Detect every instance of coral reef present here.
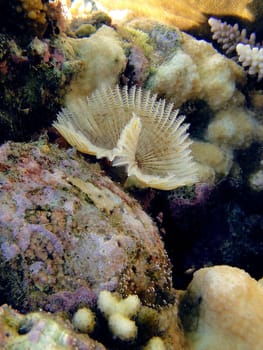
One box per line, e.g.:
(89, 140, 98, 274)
(19, 0, 49, 26)
(118, 22, 182, 86)
(96, 290, 184, 349)
(47, 287, 186, 348)
(191, 141, 233, 182)
(122, 45, 150, 87)
(54, 84, 198, 190)
(130, 20, 263, 187)
(179, 265, 263, 350)
(0, 9, 127, 142)
(147, 47, 200, 107)
(1, 4, 261, 190)
(45, 287, 97, 313)
(0, 140, 174, 311)
(1, 264, 263, 349)
(0, 294, 185, 350)
(0, 1, 68, 141)
(0, 3, 263, 349)
(143, 336, 166, 350)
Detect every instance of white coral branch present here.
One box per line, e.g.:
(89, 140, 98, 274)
(208, 17, 263, 80)
(236, 44, 263, 81)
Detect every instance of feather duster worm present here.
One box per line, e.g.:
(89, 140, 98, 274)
(54, 85, 198, 190)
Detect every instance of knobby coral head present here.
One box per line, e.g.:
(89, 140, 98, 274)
(53, 85, 198, 190)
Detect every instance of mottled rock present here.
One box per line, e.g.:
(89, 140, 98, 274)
(0, 140, 173, 312)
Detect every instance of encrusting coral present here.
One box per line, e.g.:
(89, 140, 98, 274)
(54, 84, 198, 190)
(0, 0, 67, 37)
(18, 0, 47, 25)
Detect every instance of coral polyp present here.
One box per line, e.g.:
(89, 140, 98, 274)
(54, 85, 198, 190)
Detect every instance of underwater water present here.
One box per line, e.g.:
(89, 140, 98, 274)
(0, 1, 263, 349)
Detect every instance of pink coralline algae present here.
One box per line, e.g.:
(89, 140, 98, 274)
(168, 183, 212, 219)
(45, 287, 97, 313)
(0, 140, 173, 312)
(122, 46, 149, 87)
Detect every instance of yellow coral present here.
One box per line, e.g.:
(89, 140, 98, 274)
(54, 85, 198, 190)
(72, 307, 96, 334)
(97, 0, 254, 29)
(98, 290, 141, 341)
(19, 0, 47, 24)
(181, 265, 263, 350)
(191, 141, 233, 183)
(66, 25, 127, 99)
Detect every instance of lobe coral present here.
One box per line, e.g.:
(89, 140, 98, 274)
(53, 85, 198, 190)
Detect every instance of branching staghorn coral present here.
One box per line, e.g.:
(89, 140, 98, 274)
(208, 17, 256, 56)
(208, 17, 263, 80)
(54, 85, 198, 190)
(236, 44, 263, 81)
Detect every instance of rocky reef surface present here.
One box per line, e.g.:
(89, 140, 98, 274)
(0, 140, 184, 349)
(1, 0, 263, 349)
(0, 140, 174, 310)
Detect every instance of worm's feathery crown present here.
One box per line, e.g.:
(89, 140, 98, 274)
(54, 85, 198, 190)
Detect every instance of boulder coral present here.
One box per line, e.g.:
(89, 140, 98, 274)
(179, 265, 263, 350)
(148, 31, 245, 110)
(207, 106, 263, 149)
(65, 25, 127, 100)
(190, 141, 233, 182)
